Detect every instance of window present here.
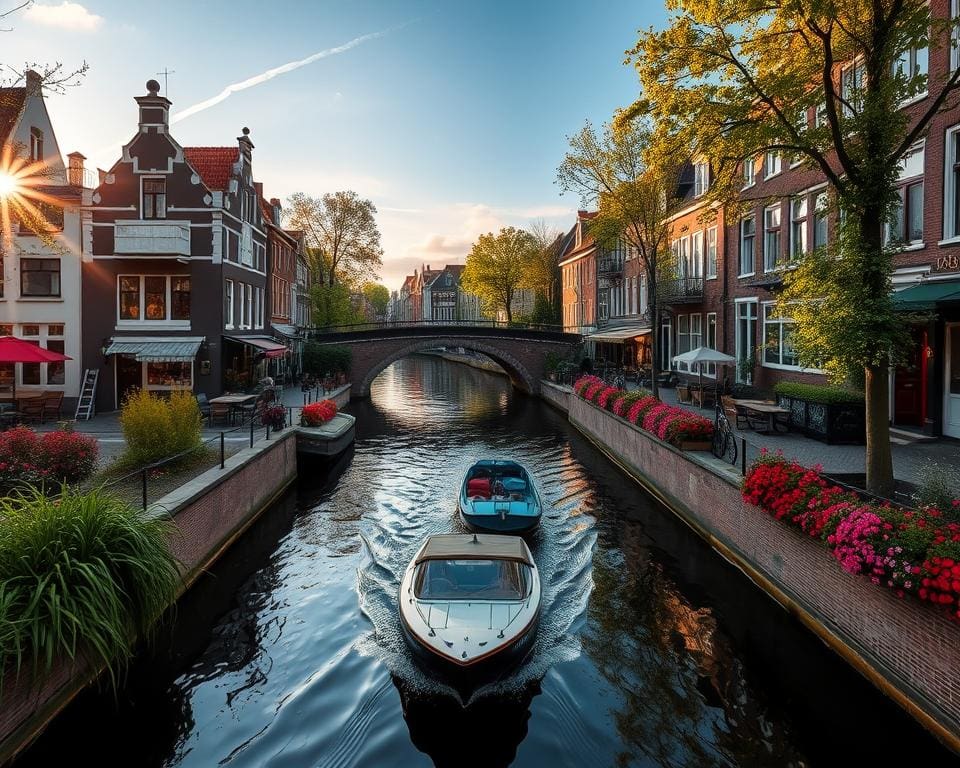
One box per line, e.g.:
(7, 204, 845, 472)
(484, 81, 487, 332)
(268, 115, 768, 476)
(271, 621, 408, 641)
(146, 361, 192, 390)
(143, 178, 166, 219)
(706, 226, 718, 278)
(815, 101, 828, 128)
(20, 258, 60, 296)
(705, 313, 718, 377)
(117, 275, 190, 323)
(888, 142, 924, 246)
(255, 286, 264, 329)
(694, 161, 710, 197)
(245, 284, 253, 328)
(841, 60, 863, 117)
(765, 151, 782, 178)
(763, 304, 799, 368)
(678, 236, 689, 278)
(736, 301, 758, 383)
(763, 204, 782, 271)
(29, 128, 42, 162)
(8, 323, 65, 387)
(790, 197, 808, 258)
(947, 126, 960, 239)
(675, 314, 702, 372)
(739, 216, 756, 276)
(954, 0, 960, 73)
(690, 230, 704, 278)
(814, 192, 829, 249)
(743, 156, 756, 188)
(224, 279, 234, 328)
(894, 43, 928, 100)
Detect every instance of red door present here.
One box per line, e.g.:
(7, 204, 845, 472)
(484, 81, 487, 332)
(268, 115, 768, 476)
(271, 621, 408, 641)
(893, 328, 926, 427)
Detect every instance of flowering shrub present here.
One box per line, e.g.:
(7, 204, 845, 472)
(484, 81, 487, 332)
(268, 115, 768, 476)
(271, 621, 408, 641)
(301, 399, 337, 427)
(573, 379, 712, 447)
(0, 427, 98, 489)
(743, 452, 960, 623)
(262, 405, 287, 430)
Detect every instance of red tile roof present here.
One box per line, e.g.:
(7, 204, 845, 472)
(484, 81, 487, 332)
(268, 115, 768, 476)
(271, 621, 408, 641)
(0, 87, 26, 146)
(183, 147, 239, 191)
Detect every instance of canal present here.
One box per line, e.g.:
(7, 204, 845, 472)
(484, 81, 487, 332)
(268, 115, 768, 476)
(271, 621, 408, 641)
(17, 356, 955, 767)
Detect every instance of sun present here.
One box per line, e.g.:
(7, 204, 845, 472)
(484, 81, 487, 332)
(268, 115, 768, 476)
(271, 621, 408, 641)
(0, 145, 64, 246)
(0, 171, 18, 198)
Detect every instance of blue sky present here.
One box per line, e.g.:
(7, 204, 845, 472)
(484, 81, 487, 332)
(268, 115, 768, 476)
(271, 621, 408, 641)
(4, 0, 669, 287)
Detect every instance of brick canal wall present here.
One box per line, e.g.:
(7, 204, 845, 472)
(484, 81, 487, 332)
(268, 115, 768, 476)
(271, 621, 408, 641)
(540, 380, 571, 413)
(0, 430, 299, 764)
(567, 393, 960, 751)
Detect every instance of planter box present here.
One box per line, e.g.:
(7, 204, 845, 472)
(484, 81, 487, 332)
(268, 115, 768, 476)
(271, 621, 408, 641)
(776, 394, 865, 445)
(678, 440, 712, 452)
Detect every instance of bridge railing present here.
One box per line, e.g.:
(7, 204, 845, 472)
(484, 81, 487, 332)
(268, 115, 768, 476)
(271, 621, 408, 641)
(305, 319, 573, 336)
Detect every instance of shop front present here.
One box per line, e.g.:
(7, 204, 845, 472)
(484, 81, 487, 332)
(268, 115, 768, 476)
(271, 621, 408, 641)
(587, 326, 652, 371)
(103, 337, 203, 407)
(270, 323, 303, 383)
(223, 335, 287, 391)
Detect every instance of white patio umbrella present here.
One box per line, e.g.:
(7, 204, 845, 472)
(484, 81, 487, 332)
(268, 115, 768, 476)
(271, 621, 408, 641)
(672, 346, 737, 401)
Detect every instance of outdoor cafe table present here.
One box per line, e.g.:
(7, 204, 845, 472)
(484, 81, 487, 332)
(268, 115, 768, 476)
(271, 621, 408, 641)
(209, 393, 258, 424)
(0, 391, 44, 405)
(736, 401, 791, 433)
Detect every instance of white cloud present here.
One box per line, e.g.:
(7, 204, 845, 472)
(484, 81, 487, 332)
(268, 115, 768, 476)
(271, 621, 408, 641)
(25, 1, 103, 31)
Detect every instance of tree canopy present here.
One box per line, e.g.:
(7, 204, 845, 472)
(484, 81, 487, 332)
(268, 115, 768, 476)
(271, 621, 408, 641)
(286, 191, 383, 288)
(361, 282, 390, 320)
(630, 0, 958, 494)
(462, 227, 539, 323)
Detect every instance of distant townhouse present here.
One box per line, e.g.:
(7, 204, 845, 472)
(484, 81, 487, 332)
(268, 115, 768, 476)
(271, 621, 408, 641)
(398, 274, 415, 321)
(560, 211, 599, 335)
(294, 247, 312, 329)
(82, 79, 282, 411)
(262, 194, 303, 380)
(0, 70, 89, 412)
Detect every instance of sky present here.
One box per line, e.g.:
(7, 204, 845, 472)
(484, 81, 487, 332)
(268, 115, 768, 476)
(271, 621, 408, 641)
(3, 0, 670, 289)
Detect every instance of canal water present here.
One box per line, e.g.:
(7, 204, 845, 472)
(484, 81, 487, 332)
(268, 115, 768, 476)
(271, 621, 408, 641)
(18, 356, 954, 767)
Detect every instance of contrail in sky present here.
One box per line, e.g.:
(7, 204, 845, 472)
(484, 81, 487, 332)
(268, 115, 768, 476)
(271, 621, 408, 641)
(171, 24, 405, 124)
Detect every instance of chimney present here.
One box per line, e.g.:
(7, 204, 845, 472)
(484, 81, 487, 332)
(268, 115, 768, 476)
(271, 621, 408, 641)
(25, 69, 42, 97)
(67, 152, 86, 187)
(135, 78, 171, 129)
(238, 126, 254, 158)
(270, 197, 281, 225)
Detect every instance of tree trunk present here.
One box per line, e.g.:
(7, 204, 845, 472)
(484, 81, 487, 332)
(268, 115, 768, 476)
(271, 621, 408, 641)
(865, 361, 894, 497)
(649, 279, 660, 400)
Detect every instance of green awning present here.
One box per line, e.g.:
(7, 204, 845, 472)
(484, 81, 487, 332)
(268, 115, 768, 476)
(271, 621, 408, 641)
(892, 281, 960, 311)
(104, 338, 203, 362)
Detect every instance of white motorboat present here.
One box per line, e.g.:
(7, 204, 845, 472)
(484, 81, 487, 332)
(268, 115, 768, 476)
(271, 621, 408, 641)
(399, 533, 541, 669)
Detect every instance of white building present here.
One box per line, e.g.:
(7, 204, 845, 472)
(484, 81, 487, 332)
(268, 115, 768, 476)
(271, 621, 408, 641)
(0, 71, 90, 412)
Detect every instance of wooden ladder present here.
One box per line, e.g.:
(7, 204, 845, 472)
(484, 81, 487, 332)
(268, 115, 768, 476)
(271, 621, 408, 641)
(74, 368, 99, 420)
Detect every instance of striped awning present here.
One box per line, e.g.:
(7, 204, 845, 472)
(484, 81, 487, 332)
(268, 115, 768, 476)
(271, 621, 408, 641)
(104, 337, 203, 362)
(224, 335, 287, 358)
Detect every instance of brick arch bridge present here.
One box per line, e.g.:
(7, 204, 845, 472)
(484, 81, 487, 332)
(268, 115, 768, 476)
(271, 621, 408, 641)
(307, 324, 582, 397)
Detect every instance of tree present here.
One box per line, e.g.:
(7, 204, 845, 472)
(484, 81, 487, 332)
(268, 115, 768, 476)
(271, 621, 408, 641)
(286, 191, 383, 287)
(522, 218, 563, 318)
(557, 117, 684, 398)
(631, 1, 955, 496)
(462, 227, 538, 323)
(310, 281, 362, 328)
(361, 282, 390, 320)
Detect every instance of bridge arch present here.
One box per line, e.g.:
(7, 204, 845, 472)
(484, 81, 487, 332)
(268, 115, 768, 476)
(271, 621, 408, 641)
(358, 337, 537, 397)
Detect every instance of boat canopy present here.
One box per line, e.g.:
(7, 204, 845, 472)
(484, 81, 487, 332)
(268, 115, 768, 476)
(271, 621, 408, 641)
(415, 534, 533, 566)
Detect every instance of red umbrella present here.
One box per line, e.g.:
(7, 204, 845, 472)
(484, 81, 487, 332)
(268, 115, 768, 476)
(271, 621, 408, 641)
(0, 335, 72, 402)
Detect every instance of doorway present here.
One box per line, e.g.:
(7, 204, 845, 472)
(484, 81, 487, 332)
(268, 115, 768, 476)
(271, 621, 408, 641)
(893, 327, 926, 428)
(116, 354, 141, 407)
(945, 323, 960, 439)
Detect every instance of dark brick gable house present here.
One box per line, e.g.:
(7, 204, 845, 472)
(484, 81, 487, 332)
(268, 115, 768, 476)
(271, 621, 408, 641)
(81, 79, 283, 411)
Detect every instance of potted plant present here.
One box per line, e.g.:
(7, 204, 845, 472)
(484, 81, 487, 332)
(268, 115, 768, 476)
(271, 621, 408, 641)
(773, 382, 865, 444)
(301, 399, 338, 427)
(263, 405, 286, 431)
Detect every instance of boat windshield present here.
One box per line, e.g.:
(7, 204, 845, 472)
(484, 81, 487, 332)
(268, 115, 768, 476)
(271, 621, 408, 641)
(414, 559, 529, 600)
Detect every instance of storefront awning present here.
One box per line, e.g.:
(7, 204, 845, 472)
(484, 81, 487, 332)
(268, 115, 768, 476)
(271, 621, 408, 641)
(893, 281, 960, 310)
(271, 324, 301, 340)
(224, 335, 287, 358)
(588, 326, 652, 343)
(104, 337, 203, 362)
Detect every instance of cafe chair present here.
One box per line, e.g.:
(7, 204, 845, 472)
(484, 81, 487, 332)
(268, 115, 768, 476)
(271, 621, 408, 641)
(19, 397, 45, 424)
(42, 391, 64, 422)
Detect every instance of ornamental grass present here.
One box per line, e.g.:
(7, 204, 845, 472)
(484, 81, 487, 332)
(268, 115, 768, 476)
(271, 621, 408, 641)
(0, 486, 180, 688)
(119, 389, 202, 469)
(742, 451, 960, 623)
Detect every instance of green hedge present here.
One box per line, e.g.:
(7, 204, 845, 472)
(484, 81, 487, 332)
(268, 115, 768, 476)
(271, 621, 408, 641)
(773, 381, 864, 405)
(303, 343, 351, 375)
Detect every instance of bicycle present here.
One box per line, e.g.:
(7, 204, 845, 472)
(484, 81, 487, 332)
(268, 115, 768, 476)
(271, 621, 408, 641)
(711, 397, 738, 465)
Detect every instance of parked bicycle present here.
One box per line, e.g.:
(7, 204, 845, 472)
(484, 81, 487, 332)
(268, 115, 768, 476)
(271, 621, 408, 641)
(711, 397, 738, 465)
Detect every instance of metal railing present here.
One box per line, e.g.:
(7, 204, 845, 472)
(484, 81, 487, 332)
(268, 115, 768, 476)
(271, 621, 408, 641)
(659, 277, 705, 303)
(307, 319, 572, 336)
(100, 409, 303, 511)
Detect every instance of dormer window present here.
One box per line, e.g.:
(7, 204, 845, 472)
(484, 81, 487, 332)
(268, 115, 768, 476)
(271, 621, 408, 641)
(143, 178, 166, 219)
(765, 151, 782, 179)
(29, 128, 43, 162)
(694, 161, 710, 197)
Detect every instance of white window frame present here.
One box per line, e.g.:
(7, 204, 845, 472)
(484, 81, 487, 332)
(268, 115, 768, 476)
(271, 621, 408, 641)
(763, 204, 782, 272)
(690, 230, 704, 278)
(765, 151, 782, 179)
(894, 41, 929, 103)
(735, 298, 758, 384)
(761, 302, 801, 370)
(116, 274, 191, 328)
(742, 156, 756, 188)
(704, 312, 718, 378)
(224, 279, 234, 330)
(841, 60, 864, 118)
(814, 192, 829, 249)
(953, 0, 960, 73)
(790, 196, 808, 258)
(706, 226, 718, 279)
(739, 216, 756, 277)
(694, 161, 710, 197)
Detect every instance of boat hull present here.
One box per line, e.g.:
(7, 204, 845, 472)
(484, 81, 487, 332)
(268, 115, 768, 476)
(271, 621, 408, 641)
(458, 503, 541, 534)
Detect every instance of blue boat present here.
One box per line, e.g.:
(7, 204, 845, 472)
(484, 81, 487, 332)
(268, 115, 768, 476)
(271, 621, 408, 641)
(458, 460, 542, 534)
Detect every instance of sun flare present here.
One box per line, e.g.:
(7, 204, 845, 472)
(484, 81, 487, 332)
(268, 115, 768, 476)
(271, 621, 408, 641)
(0, 144, 64, 246)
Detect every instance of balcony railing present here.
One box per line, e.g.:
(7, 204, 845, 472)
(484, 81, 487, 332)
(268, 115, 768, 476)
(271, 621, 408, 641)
(659, 276, 704, 303)
(597, 257, 623, 276)
(114, 220, 191, 256)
